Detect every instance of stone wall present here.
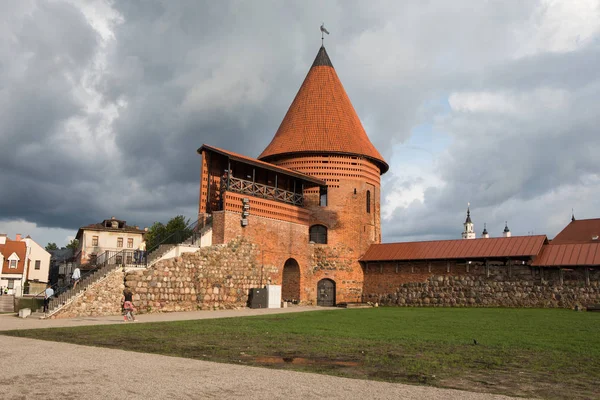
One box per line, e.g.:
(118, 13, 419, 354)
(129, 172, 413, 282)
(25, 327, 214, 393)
(125, 238, 279, 313)
(363, 260, 600, 309)
(53, 269, 125, 318)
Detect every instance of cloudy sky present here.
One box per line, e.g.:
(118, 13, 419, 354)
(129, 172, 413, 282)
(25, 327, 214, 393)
(1, 0, 599, 247)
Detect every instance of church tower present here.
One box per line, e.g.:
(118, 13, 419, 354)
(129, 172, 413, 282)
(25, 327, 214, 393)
(462, 204, 476, 239)
(259, 45, 387, 303)
(503, 222, 511, 238)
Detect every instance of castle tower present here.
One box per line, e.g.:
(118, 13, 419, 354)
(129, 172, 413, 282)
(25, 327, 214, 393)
(503, 221, 511, 238)
(259, 45, 387, 303)
(461, 204, 476, 239)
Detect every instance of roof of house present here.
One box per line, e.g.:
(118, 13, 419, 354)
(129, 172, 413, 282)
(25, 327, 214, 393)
(76, 218, 146, 239)
(532, 242, 600, 267)
(0, 238, 28, 274)
(258, 46, 388, 173)
(198, 144, 327, 186)
(551, 218, 600, 244)
(361, 235, 548, 262)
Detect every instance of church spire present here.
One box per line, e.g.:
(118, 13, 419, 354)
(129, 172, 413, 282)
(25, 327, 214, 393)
(503, 221, 511, 237)
(462, 203, 475, 239)
(571, 209, 576, 222)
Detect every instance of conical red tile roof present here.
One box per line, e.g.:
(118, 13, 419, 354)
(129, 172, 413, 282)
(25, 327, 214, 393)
(258, 46, 388, 173)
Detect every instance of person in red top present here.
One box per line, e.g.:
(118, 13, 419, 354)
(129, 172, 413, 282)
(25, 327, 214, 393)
(122, 288, 136, 322)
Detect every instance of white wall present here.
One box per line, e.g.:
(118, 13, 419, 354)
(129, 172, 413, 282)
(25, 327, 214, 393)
(81, 230, 145, 263)
(22, 238, 51, 283)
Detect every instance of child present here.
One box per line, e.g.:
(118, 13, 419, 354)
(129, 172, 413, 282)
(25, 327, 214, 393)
(122, 300, 136, 322)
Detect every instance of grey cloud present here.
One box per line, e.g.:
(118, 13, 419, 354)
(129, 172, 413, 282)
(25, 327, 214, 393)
(1, 0, 599, 249)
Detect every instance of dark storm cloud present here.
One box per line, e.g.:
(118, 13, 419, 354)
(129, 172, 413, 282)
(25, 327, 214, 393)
(1, 0, 599, 246)
(0, 1, 102, 227)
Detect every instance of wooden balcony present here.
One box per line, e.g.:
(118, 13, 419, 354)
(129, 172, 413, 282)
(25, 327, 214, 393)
(226, 176, 304, 206)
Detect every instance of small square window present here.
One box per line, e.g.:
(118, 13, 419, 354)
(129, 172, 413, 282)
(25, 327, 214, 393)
(9, 260, 17, 269)
(117, 237, 123, 248)
(127, 238, 134, 248)
(35, 260, 41, 270)
(92, 236, 99, 246)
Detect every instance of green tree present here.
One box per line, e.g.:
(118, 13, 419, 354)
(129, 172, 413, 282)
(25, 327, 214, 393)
(45, 242, 58, 251)
(145, 215, 193, 251)
(66, 239, 79, 251)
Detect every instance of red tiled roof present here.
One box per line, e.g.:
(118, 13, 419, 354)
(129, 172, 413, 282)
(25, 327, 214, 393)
(361, 235, 548, 262)
(532, 243, 600, 266)
(551, 218, 600, 244)
(198, 144, 326, 186)
(258, 46, 388, 174)
(0, 239, 27, 274)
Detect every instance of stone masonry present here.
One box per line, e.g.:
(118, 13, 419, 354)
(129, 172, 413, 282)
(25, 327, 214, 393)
(125, 238, 279, 313)
(53, 269, 125, 319)
(363, 260, 600, 309)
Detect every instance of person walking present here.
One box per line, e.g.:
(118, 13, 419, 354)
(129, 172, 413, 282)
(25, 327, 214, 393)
(122, 288, 136, 322)
(71, 267, 81, 290)
(137, 240, 146, 264)
(43, 284, 54, 314)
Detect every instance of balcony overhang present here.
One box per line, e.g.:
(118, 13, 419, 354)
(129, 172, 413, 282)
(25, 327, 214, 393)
(198, 144, 326, 187)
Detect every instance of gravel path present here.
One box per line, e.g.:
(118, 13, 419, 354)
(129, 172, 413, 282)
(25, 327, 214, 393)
(0, 307, 527, 399)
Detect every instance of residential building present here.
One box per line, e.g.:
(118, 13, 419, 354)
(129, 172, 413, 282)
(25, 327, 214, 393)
(74, 217, 147, 266)
(0, 233, 50, 296)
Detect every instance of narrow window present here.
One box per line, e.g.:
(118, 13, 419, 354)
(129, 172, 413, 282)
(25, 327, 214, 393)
(7, 280, 14, 289)
(9, 260, 17, 268)
(127, 238, 134, 248)
(309, 225, 328, 244)
(366, 190, 371, 213)
(320, 186, 328, 207)
(115, 255, 123, 265)
(35, 260, 41, 270)
(117, 237, 123, 248)
(92, 236, 99, 246)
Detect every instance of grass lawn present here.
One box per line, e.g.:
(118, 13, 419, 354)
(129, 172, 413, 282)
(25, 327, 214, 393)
(3, 308, 600, 399)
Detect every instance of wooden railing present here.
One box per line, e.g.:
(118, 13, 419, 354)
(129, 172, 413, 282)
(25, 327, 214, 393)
(227, 176, 304, 206)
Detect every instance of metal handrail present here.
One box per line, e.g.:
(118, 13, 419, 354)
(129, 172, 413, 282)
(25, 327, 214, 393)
(39, 217, 213, 315)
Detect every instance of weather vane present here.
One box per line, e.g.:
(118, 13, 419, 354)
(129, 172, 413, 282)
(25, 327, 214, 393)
(320, 23, 330, 46)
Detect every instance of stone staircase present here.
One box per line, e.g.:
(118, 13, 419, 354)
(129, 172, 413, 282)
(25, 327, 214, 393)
(37, 217, 213, 318)
(0, 295, 14, 313)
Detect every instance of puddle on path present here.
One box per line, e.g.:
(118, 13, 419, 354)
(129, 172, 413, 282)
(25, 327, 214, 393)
(255, 356, 359, 367)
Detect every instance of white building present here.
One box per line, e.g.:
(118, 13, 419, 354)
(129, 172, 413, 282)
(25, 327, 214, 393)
(75, 217, 147, 266)
(0, 234, 50, 296)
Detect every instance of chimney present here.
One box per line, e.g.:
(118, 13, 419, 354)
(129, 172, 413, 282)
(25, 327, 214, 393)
(16, 233, 22, 241)
(0, 234, 6, 245)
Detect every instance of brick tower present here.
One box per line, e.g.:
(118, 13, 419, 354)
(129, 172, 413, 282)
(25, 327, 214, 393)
(259, 46, 388, 303)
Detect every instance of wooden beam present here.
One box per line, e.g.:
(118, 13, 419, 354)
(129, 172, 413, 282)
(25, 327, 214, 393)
(585, 267, 590, 286)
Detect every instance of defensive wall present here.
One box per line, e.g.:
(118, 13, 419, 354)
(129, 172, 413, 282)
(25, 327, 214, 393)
(363, 260, 600, 308)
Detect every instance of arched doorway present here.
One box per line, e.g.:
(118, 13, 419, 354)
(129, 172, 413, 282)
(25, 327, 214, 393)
(282, 258, 300, 303)
(317, 279, 336, 307)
